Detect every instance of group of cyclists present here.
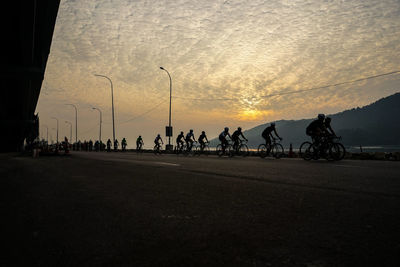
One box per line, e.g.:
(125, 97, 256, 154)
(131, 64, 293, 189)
(152, 130, 210, 152)
(150, 123, 284, 154)
(149, 113, 338, 156)
(106, 138, 128, 151)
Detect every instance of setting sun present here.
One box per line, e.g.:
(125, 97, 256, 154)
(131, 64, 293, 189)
(236, 109, 275, 121)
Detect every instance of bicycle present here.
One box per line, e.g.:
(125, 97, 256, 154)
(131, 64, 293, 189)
(194, 141, 210, 156)
(183, 141, 197, 156)
(301, 135, 345, 161)
(121, 144, 127, 152)
(324, 136, 346, 161)
(257, 137, 284, 159)
(153, 143, 162, 155)
(230, 139, 249, 157)
(174, 142, 186, 155)
(136, 143, 144, 154)
(216, 140, 234, 157)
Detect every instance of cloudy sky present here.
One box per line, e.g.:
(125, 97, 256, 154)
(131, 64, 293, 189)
(37, 0, 400, 147)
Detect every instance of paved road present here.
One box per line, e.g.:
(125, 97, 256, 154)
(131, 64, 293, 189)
(1, 152, 399, 266)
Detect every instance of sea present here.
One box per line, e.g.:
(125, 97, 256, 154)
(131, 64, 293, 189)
(218, 145, 400, 153)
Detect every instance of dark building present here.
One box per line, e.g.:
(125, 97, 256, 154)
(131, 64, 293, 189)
(0, 1, 60, 152)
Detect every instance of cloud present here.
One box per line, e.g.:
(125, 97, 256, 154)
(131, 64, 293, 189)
(37, 0, 400, 143)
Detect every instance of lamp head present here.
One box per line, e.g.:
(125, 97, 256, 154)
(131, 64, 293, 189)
(160, 66, 164, 70)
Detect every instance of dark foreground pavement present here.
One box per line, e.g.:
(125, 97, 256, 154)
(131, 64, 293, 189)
(1, 152, 400, 266)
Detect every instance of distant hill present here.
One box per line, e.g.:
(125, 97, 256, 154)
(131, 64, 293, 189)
(210, 92, 400, 148)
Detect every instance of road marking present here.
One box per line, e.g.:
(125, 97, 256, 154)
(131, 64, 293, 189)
(154, 161, 180, 167)
(332, 164, 366, 168)
(81, 155, 181, 167)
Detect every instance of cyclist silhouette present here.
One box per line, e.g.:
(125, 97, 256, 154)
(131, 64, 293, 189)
(306, 114, 325, 145)
(121, 138, 127, 151)
(198, 131, 209, 150)
(154, 134, 163, 148)
(219, 127, 231, 151)
(106, 139, 112, 152)
(262, 122, 282, 152)
(114, 139, 119, 151)
(232, 127, 248, 151)
(136, 135, 144, 150)
(176, 131, 185, 150)
(185, 129, 196, 150)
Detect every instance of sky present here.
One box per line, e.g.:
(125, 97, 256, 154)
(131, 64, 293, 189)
(36, 0, 400, 147)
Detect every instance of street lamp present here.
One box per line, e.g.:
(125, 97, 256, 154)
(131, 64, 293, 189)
(94, 74, 116, 146)
(65, 104, 78, 143)
(92, 107, 102, 144)
(160, 66, 173, 150)
(51, 117, 59, 144)
(65, 121, 72, 142)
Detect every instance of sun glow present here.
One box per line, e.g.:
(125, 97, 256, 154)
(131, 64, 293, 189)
(236, 109, 275, 121)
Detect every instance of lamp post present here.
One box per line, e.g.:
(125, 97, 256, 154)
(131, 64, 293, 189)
(94, 74, 115, 146)
(51, 117, 59, 144)
(159, 66, 173, 150)
(92, 107, 102, 144)
(65, 121, 72, 142)
(65, 104, 78, 143)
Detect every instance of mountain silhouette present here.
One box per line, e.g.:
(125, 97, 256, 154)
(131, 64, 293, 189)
(210, 92, 400, 148)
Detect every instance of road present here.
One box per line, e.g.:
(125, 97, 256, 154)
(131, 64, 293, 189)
(1, 152, 399, 266)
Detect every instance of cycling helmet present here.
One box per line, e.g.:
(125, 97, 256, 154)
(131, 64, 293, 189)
(157, 134, 160, 137)
(190, 129, 193, 132)
(238, 127, 242, 131)
(271, 122, 275, 127)
(224, 127, 229, 131)
(139, 135, 141, 138)
(202, 131, 205, 134)
(318, 114, 325, 120)
(325, 117, 331, 123)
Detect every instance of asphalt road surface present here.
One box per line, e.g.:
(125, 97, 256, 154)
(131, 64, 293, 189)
(1, 152, 400, 266)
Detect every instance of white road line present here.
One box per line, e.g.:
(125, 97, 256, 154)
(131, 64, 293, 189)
(100, 157, 181, 167)
(332, 164, 366, 168)
(154, 162, 180, 167)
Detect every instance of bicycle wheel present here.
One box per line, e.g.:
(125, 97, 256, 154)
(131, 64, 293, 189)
(191, 145, 199, 156)
(299, 141, 312, 158)
(272, 143, 284, 159)
(183, 144, 190, 156)
(202, 145, 210, 156)
(226, 145, 234, 157)
(329, 143, 345, 161)
(303, 143, 316, 161)
(335, 142, 346, 160)
(257, 144, 268, 158)
(216, 144, 224, 157)
(325, 144, 336, 161)
(239, 144, 249, 157)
